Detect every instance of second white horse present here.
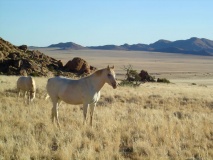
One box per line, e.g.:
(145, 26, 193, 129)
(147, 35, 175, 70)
(17, 76, 36, 104)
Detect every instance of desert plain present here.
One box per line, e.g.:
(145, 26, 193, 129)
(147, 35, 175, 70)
(38, 48, 213, 86)
(0, 49, 213, 159)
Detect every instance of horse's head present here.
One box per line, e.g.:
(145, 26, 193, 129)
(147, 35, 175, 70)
(104, 65, 117, 89)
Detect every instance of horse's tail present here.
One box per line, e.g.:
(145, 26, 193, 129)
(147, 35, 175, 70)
(45, 94, 50, 100)
(45, 78, 51, 100)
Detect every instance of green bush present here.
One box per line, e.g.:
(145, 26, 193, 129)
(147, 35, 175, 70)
(157, 78, 170, 83)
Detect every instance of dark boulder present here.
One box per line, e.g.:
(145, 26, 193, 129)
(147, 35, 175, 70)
(139, 70, 155, 82)
(18, 45, 27, 52)
(64, 57, 91, 74)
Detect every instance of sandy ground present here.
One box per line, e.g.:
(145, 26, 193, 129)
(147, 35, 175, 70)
(35, 48, 213, 86)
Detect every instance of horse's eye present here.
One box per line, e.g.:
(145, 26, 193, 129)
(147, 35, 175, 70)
(107, 74, 111, 77)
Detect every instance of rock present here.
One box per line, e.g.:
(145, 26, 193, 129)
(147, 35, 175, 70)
(8, 52, 20, 59)
(57, 60, 63, 68)
(0, 51, 4, 59)
(90, 65, 97, 71)
(20, 69, 27, 76)
(64, 57, 90, 74)
(139, 70, 155, 82)
(18, 45, 27, 52)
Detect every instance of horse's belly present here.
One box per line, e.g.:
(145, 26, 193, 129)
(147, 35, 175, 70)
(63, 98, 83, 105)
(58, 85, 84, 105)
(59, 93, 83, 105)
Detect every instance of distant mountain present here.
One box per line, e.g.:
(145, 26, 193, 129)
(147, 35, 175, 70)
(120, 43, 150, 51)
(149, 39, 171, 49)
(48, 42, 84, 50)
(89, 44, 125, 50)
(47, 37, 213, 56)
(147, 37, 213, 55)
(149, 37, 213, 52)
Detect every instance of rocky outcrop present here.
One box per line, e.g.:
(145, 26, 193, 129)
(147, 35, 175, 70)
(18, 45, 27, 52)
(0, 37, 96, 77)
(0, 37, 67, 76)
(139, 70, 155, 82)
(64, 57, 96, 74)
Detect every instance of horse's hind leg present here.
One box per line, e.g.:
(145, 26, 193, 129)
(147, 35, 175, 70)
(24, 91, 27, 98)
(56, 100, 62, 127)
(27, 91, 30, 105)
(83, 103, 89, 125)
(52, 99, 61, 128)
(17, 88, 20, 100)
(52, 102, 57, 123)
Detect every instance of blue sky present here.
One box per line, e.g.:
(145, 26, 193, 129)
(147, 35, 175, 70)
(0, 0, 212, 47)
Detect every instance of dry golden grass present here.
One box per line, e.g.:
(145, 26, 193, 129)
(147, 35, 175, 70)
(0, 75, 213, 160)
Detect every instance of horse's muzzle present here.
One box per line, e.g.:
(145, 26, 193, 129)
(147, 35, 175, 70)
(112, 83, 117, 89)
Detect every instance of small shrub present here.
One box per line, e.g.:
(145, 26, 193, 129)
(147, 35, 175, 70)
(118, 80, 141, 87)
(157, 78, 170, 83)
(120, 65, 141, 87)
(30, 72, 39, 77)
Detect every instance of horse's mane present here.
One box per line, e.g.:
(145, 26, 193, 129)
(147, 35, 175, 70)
(94, 66, 115, 77)
(84, 66, 113, 78)
(94, 68, 105, 76)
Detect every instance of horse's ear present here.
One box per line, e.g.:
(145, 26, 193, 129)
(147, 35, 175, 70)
(107, 65, 110, 70)
(107, 65, 114, 70)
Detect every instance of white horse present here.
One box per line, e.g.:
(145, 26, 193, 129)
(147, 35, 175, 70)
(46, 65, 117, 127)
(17, 76, 36, 104)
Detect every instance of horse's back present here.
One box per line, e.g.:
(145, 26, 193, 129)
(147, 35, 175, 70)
(46, 76, 83, 104)
(47, 77, 62, 93)
(17, 76, 33, 90)
(46, 77, 70, 97)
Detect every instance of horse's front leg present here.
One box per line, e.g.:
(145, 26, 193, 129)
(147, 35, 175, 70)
(89, 103, 96, 127)
(23, 91, 27, 104)
(27, 91, 30, 105)
(24, 91, 27, 98)
(83, 103, 89, 125)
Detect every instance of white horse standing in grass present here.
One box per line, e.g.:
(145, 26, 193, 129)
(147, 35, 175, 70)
(46, 66, 117, 127)
(17, 76, 36, 104)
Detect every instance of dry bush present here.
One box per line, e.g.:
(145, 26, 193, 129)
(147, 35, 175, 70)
(0, 75, 212, 159)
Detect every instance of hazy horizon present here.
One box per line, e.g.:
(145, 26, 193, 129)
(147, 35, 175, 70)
(32, 36, 211, 47)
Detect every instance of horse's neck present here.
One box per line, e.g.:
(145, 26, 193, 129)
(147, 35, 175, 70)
(88, 73, 105, 92)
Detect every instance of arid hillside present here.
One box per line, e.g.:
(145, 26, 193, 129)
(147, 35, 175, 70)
(0, 37, 95, 77)
(0, 37, 66, 76)
(0, 75, 212, 159)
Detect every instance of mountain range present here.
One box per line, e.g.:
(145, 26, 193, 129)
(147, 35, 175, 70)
(47, 37, 213, 56)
